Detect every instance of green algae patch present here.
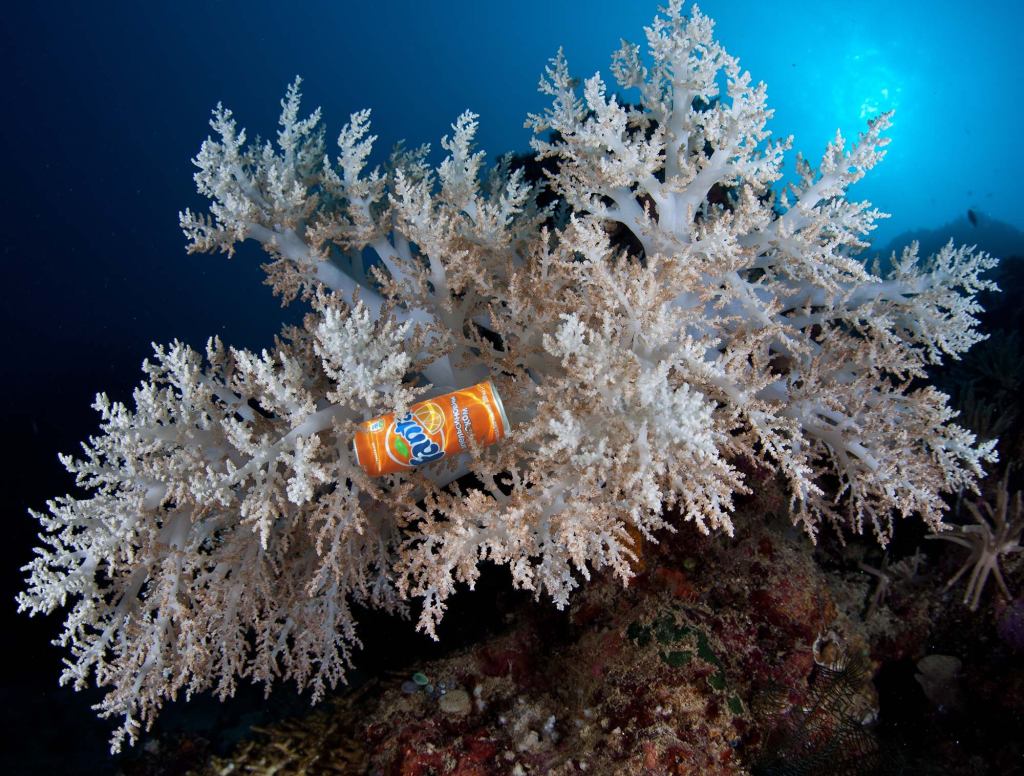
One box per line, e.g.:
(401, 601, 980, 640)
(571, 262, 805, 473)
(661, 650, 693, 668)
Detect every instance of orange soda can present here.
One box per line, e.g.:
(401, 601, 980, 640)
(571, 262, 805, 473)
(352, 379, 510, 476)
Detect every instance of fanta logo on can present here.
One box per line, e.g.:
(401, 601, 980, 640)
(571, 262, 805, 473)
(387, 405, 446, 468)
(353, 381, 510, 477)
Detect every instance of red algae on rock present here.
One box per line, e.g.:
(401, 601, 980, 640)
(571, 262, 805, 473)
(193, 508, 867, 775)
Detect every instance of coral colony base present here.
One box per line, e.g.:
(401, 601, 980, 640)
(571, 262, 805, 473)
(18, 1, 998, 751)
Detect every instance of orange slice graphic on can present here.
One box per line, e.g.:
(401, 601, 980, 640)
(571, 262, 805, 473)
(413, 402, 444, 435)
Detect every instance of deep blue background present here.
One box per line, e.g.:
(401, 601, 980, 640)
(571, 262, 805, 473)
(2, 1, 1022, 770)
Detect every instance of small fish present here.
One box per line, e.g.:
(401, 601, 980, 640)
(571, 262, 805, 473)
(967, 208, 978, 227)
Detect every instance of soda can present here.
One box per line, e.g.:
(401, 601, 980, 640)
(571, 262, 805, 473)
(352, 379, 511, 476)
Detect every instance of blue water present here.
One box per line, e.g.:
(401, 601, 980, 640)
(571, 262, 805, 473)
(1, 2, 1023, 770)
(3, 0, 1022, 399)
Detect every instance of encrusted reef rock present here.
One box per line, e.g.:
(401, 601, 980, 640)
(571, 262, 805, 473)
(195, 502, 876, 775)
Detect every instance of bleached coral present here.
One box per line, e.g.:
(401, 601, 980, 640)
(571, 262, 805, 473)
(20, 1, 998, 750)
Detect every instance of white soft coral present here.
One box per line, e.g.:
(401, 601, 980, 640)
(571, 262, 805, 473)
(21, 1, 1001, 750)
